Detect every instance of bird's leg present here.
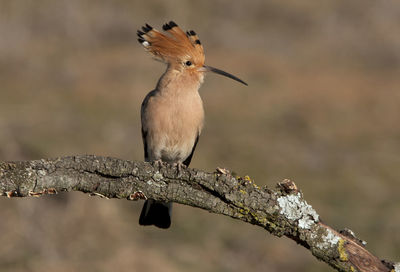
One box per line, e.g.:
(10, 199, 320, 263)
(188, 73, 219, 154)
(173, 162, 186, 177)
(152, 159, 163, 170)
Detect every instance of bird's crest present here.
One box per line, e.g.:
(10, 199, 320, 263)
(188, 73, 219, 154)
(137, 21, 205, 67)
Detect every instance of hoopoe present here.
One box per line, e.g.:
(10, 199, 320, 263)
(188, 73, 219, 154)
(137, 21, 247, 229)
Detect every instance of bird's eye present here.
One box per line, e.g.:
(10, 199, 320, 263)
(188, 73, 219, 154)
(185, 60, 192, 66)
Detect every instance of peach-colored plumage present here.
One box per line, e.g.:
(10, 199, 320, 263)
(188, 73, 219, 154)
(137, 21, 247, 229)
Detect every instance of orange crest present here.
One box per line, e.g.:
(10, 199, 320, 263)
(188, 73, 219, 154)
(137, 21, 205, 67)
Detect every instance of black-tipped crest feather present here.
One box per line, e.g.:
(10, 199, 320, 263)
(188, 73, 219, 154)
(168, 21, 177, 28)
(142, 24, 152, 33)
(137, 21, 205, 65)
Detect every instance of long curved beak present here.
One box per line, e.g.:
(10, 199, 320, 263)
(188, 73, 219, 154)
(203, 65, 248, 86)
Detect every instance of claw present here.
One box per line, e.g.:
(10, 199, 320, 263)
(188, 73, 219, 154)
(152, 159, 163, 169)
(173, 162, 186, 177)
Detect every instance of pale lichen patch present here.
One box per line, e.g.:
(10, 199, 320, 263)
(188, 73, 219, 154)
(25, 167, 33, 177)
(316, 228, 341, 250)
(152, 172, 163, 182)
(37, 169, 47, 176)
(277, 193, 319, 229)
(394, 262, 400, 272)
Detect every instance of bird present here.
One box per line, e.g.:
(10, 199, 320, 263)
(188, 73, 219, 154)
(137, 21, 247, 229)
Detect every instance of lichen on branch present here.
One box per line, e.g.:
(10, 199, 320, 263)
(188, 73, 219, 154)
(0, 155, 397, 272)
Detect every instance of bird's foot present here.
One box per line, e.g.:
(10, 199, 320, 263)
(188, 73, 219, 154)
(173, 162, 186, 177)
(152, 159, 163, 170)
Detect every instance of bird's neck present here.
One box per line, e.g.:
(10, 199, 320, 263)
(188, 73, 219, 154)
(156, 67, 203, 96)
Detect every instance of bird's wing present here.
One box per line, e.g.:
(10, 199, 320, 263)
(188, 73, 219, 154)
(141, 90, 157, 161)
(182, 134, 200, 167)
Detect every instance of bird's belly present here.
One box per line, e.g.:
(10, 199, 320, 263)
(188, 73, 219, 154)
(159, 138, 193, 164)
(149, 114, 201, 163)
(151, 117, 196, 163)
(144, 91, 204, 164)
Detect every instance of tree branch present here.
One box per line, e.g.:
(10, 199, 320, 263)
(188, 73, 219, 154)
(0, 155, 398, 272)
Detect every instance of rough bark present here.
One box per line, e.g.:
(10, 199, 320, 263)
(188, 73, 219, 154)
(0, 155, 398, 272)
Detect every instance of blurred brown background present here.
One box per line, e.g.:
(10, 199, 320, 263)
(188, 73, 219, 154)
(1, 0, 399, 271)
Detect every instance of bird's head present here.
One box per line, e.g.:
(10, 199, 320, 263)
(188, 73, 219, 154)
(138, 21, 247, 86)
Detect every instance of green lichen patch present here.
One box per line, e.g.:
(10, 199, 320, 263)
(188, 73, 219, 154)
(338, 239, 348, 261)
